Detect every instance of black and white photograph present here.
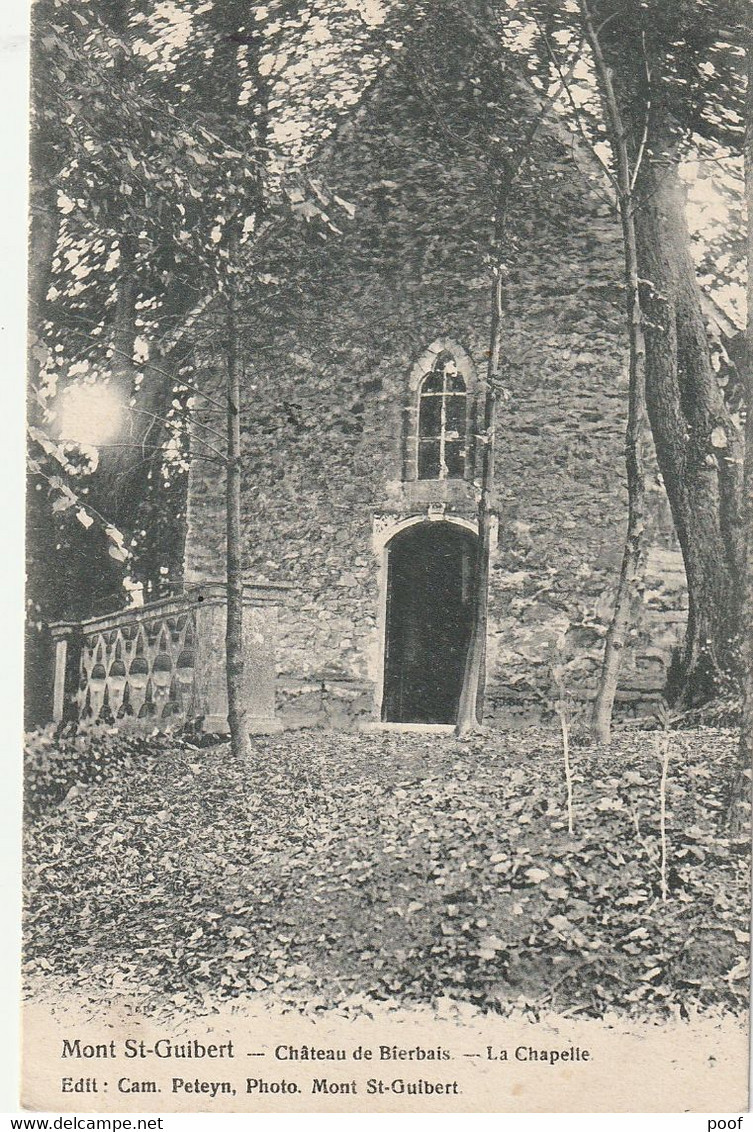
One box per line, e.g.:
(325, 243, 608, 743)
(21, 0, 753, 1113)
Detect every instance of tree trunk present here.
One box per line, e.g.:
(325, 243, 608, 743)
(592, 4, 746, 709)
(634, 152, 744, 705)
(453, 97, 567, 735)
(110, 242, 138, 400)
(27, 1, 62, 365)
(27, 184, 61, 431)
(27, 34, 62, 431)
(728, 42, 753, 834)
(84, 240, 142, 523)
(456, 260, 501, 735)
(582, 0, 648, 745)
(92, 271, 201, 538)
(27, 184, 59, 339)
(225, 280, 251, 760)
(88, 244, 194, 542)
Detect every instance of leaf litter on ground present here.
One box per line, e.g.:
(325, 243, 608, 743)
(23, 725, 749, 1020)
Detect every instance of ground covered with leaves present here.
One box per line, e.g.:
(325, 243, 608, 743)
(24, 726, 749, 1020)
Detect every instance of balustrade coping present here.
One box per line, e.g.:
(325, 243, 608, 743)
(49, 580, 291, 639)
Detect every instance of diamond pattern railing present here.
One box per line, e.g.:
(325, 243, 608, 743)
(50, 583, 286, 732)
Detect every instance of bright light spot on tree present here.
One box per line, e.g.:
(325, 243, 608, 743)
(58, 383, 124, 447)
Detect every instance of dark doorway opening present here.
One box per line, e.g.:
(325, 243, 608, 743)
(382, 521, 477, 724)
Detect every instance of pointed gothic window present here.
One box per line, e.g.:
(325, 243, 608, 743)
(417, 352, 467, 479)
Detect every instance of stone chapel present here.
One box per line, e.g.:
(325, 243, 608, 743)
(181, 53, 689, 732)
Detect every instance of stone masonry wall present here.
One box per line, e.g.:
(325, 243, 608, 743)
(185, 59, 687, 728)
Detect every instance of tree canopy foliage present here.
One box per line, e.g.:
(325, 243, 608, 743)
(27, 0, 750, 724)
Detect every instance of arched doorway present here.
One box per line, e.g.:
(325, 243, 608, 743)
(381, 521, 477, 724)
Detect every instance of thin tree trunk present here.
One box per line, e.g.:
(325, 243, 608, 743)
(456, 256, 502, 735)
(225, 276, 251, 760)
(454, 92, 567, 736)
(582, 0, 647, 745)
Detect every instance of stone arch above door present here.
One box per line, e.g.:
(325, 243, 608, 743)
(372, 509, 478, 557)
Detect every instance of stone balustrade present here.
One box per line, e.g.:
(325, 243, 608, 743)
(50, 582, 288, 732)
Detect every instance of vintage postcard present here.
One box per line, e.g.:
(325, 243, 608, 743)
(23, 0, 751, 1115)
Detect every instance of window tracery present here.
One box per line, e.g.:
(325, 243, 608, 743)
(417, 352, 467, 480)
